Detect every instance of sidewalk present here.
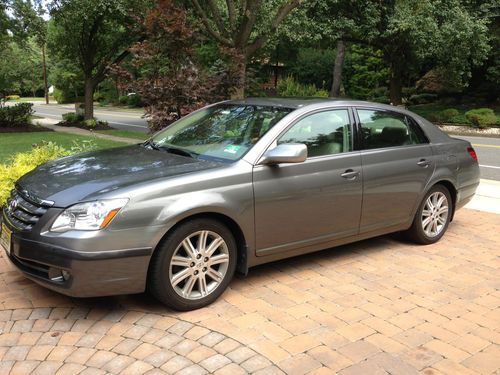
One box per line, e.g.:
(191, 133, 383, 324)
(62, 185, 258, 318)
(465, 179, 500, 214)
(34, 118, 139, 145)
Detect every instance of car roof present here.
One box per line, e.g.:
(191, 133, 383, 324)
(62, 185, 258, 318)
(226, 97, 402, 110)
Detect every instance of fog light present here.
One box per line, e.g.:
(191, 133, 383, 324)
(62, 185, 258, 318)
(61, 270, 71, 281)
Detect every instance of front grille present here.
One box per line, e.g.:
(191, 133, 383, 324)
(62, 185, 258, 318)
(4, 188, 50, 231)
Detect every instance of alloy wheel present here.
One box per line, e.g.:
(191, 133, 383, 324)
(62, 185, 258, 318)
(421, 191, 449, 238)
(169, 230, 230, 300)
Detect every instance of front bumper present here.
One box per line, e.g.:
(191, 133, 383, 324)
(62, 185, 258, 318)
(3, 227, 153, 298)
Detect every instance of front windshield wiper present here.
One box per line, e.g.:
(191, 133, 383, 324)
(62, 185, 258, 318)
(143, 139, 161, 150)
(143, 139, 198, 159)
(160, 146, 198, 159)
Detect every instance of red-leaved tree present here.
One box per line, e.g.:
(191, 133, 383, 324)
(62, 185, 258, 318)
(113, 0, 232, 132)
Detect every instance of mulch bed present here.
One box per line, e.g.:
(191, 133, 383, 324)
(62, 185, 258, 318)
(57, 121, 113, 131)
(0, 124, 53, 133)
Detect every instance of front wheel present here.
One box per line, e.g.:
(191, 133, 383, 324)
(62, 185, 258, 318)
(406, 185, 452, 244)
(149, 218, 237, 311)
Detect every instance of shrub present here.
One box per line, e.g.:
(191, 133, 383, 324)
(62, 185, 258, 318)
(84, 118, 98, 128)
(0, 103, 34, 127)
(5, 95, 20, 101)
(118, 95, 128, 105)
(465, 108, 498, 128)
(53, 87, 84, 104)
(127, 93, 142, 107)
(62, 112, 84, 123)
(277, 76, 328, 98)
(408, 93, 438, 105)
(0, 142, 70, 207)
(429, 108, 460, 123)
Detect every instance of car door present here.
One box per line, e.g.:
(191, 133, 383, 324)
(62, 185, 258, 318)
(355, 107, 435, 233)
(253, 108, 362, 256)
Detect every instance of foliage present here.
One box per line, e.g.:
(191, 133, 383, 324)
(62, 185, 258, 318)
(0, 39, 45, 98)
(49, 57, 84, 103)
(118, 95, 128, 105)
(287, 48, 335, 90)
(0, 141, 69, 206)
(62, 112, 84, 122)
(83, 118, 98, 128)
(343, 45, 389, 102)
(47, 0, 147, 119)
(0, 102, 34, 127)
(428, 108, 460, 123)
(277, 76, 328, 97)
(465, 108, 498, 128)
(190, 0, 301, 98)
(126, 93, 142, 108)
(5, 95, 20, 100)
(119, 0, 231, 132)
(69, 139, 97, 153)
(408, 93, 439, 105)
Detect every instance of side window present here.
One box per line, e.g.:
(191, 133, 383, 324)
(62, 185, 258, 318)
(278, 110, 352, 157)
(357, 109, 427, 150)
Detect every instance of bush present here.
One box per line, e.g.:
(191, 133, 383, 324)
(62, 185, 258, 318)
(0, 103, 34, 127)
(277, 76, 328, 98)
(62, 112, 84, 123)
(408, 93, 438, 105)
(53, 87, 84, 104)
(5, 95, 20, 101)
(127, 93, 142, 107)
(118, 95, 128, 105)
(84, 118, 98, 128)
(429, 108, 460, 123)
(465, 108, 498, 128)
(0, 142, 70, 207)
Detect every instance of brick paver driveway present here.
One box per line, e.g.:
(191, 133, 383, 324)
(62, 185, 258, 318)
(0, 209, 499, 375)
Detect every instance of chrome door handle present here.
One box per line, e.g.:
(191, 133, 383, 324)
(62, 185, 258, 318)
(341, 169, 360, 179)
(417, 159, 431, 167)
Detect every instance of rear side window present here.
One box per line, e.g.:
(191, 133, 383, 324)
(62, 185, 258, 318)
(357, 109, 428, 150)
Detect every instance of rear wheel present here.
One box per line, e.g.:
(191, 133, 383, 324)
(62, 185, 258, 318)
(406, 185, 452, 244)
(149, 218, 236, 311)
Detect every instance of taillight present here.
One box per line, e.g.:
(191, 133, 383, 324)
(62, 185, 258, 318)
(467, 147, 478, 162)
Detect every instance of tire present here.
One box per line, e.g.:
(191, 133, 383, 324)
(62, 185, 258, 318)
(406, 184, 452, 245)
(149, 218, 237, 311)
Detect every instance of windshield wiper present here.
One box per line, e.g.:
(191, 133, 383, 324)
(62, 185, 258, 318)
(160, 146, 198, 159)
(143, 139, 161, 150)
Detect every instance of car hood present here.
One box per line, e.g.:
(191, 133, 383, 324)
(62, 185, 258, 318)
(17, 145, 224, 207)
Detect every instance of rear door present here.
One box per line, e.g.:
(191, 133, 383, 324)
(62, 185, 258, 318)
(253, 108, 363, 256)
(355, 108, 434, 233)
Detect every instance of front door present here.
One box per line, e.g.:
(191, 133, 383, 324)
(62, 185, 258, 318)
(253, 108, 362, 256)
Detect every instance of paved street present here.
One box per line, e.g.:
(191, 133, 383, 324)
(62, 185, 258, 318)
(0, 208, 498, 374)
(31, 102, 148, 132)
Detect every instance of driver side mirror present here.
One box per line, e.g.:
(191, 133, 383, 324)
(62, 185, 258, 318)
(259, 143, 307, 165)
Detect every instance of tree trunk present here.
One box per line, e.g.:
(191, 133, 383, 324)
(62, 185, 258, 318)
(389, 61, 403, 105)
(230, 52, 246, 99)
(330, 40, 346, 97)
(42, 44, 49, 105)
(84, 77, 95, 120)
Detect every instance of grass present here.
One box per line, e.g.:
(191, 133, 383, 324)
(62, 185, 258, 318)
(0, 132, 127, 163)
(8, 97, 51, 102)
(409, 103, 500, 125)
(96, 104, 144, 113)
(95, 129, 148, 140)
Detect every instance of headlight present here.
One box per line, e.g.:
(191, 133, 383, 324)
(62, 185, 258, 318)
(50, 199, 128, 232)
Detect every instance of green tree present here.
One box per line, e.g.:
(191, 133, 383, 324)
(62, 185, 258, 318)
(189, 0, 302, 99)
(47, 0, 147, 119)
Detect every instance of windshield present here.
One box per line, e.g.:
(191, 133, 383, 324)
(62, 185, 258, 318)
(151, 104, 292, 162)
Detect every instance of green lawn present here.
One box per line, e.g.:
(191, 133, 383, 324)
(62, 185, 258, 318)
(409, 103, 500, 125)
(0, 132, 127, 163)
(95, 129, 148, 140)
